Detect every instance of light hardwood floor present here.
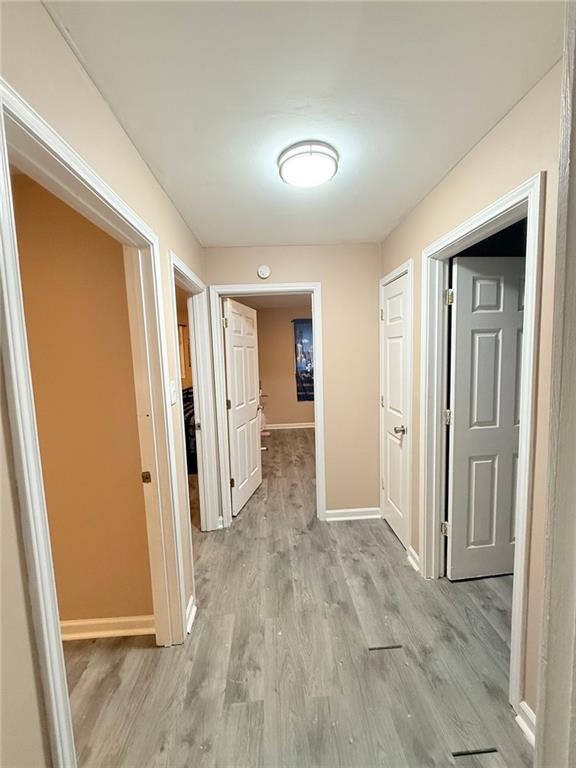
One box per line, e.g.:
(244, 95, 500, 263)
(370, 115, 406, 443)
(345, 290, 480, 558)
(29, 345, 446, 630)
(64, 428, 530, 767)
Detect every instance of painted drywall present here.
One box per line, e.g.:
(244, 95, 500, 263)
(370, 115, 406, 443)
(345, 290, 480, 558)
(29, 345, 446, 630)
(379, 63, 562, 712)
(13, 173, 153, 621)
(257, 306, 314, 426)
(205, 244, 381, 510)
(0, 5, 205, 760)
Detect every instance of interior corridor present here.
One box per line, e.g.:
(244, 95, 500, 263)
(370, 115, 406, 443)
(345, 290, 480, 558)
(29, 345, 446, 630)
(64, 429, 529, 767)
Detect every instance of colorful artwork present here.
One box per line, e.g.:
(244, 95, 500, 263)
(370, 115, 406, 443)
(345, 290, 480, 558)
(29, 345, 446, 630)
(293, 318, 314, 401)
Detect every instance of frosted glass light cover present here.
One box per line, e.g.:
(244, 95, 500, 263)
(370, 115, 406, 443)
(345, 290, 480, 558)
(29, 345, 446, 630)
(278, 141, 339, 187)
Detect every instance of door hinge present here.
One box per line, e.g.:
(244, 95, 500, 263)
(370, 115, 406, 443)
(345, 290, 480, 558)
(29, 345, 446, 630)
(226, 398, 232, 410)
(381, 395, 385, 407)
(442, 409, 452, 426)
(440, 521, 449, 537)
(222, 316, 229, 328)
(380, 308, 384, 321)
(230, 477, 235, 488)
(142, 471, 152, 484)
(444, 288, 455, 306)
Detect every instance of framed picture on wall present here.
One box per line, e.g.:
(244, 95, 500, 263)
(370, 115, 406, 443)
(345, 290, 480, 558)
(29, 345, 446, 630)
(293, 318, 314, 401)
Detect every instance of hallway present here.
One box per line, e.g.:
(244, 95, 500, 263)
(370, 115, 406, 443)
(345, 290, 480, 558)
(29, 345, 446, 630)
(64, 429, 530, 767)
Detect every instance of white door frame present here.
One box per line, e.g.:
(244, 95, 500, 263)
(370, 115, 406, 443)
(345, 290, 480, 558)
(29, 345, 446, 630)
(536, 6, 576, 760)
(169, 251, 221, 534)
(210, 282, 326, 527)
(379, 260, 414, 559)
(0, 80, 188, 767)
(419, 173, 544, 721)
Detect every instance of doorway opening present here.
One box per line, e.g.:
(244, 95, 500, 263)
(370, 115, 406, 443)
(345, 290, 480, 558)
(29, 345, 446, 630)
(441, 220, 527, 738)
(233, 293, 316, 520)
(1, 90, 191, 766)
(11, 169, 157, 639)
(168, 252, 220, 540)
(419, 174, 544, 741)
(8, 167, 170, 764)
(444, 219, 527, 581)
(210, 283, 326, 527)
(177, 284, 203, 538)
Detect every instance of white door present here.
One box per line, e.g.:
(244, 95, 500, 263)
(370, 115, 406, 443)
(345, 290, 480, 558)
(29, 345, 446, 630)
(223, 298, 262, 515)
(380, 270, 411, 548)
(448, 256, 525, 580)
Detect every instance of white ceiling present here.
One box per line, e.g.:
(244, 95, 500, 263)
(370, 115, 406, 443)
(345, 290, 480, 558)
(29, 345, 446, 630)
(47, 2, 564, 247)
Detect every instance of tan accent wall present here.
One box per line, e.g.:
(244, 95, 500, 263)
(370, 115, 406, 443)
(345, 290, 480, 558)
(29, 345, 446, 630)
(205, 244, 382, 510)
(176, 286, 193, 390)
(1, 5, 205, 761)
(257, 306, 314, 426)
(379, 63, 562, 711)
(13, 174, 153, 620)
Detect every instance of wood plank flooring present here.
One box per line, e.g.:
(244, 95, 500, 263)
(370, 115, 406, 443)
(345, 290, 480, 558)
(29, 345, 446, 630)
(64, 428, 531, 767)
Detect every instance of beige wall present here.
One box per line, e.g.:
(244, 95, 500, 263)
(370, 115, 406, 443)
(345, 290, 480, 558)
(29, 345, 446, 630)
(205, 244, 381, 510)
(380, 63, 562, 711)
(257, 306, 314, 426)
(1, 3, 206, 764)
(13, 174, 153, 621)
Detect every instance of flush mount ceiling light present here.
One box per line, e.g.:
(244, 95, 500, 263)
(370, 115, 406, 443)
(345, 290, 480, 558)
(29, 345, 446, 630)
(277, 141, 339, 188)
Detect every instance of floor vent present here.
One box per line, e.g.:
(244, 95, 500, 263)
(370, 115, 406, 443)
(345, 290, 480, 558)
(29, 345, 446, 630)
(452, 748, 498, 757)
(368, 644, 403, 651)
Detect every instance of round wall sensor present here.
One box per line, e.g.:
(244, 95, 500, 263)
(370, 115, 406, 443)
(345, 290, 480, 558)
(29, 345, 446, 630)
(257, 264, 271, 280)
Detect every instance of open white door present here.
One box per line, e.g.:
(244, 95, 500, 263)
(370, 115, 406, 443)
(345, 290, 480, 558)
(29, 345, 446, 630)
(223, 298, 262, 515)
(380, 269, 411, 548)
(447, 256, 525, 580)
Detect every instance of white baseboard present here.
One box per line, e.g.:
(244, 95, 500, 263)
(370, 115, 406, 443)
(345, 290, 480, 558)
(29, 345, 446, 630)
(60, 614, 155, 641)
(186, 598, 197, 634)
(407, 546, 420, 572)
(515, 700, 536, 746)
(264, 422, 315, 430)
(325, 507, 381, 522)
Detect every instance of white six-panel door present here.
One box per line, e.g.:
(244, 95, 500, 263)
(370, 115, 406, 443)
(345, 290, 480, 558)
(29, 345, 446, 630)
(380, 270, 411, 548)
(448, 256, 525, 580)
(223, 298, 262, 515)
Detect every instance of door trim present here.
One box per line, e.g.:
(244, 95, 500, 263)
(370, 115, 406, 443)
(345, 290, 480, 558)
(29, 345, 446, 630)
(169, 252, 221, 533)
(379, 260, 413, 551)
(536, 9, 576, 762)
(210, 282, 326, 527)
(419, 172, 545, 715)
(0, 79, 188, 766)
